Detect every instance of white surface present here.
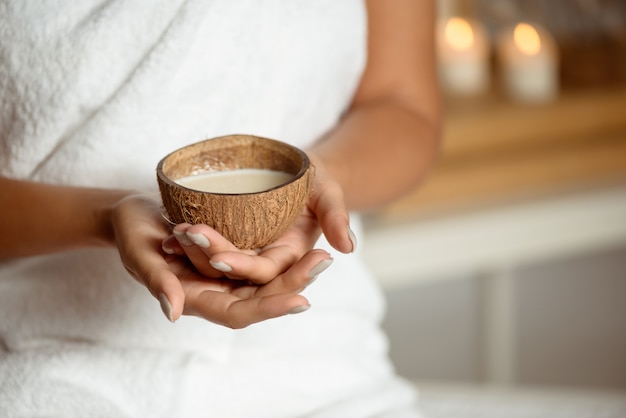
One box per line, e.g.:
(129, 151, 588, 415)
(363, 186, 626, 290)
(482, 267, 517, 384)
(416, 382, 626, 418)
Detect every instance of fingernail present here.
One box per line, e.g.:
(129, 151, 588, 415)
(210, 260, 232, 273)
(159, 293, 174, 323)
(347, 225, 357, 253)
(186, 231, 210, 248)
(162, 243, 175, 254)
(287, 304, 310, 315)
(308, 258, 333, 279)
(173, 229, 193, 246)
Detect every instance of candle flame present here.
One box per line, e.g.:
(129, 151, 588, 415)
(445, 17, 474, 51)
(514, 23, 541, 55)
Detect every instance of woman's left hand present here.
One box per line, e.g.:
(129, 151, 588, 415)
(161, 154, 356, 286)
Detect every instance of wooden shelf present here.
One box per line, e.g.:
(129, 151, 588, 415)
(372, 85, 626, 223)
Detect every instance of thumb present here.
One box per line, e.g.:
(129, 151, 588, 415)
(153, 267, 186, 322)
(312, 182, 356, 254)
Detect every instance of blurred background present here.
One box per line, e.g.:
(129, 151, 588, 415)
(361, 0, 626, 414)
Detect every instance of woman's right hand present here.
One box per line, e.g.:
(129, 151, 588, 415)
(0, 175, 324, 328)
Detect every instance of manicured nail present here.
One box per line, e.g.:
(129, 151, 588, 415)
(173, 229, 193, 246)
(287, 305, 310, 315)
(347, 225, 357, 253)
(210, 260, 232, 273)
(186, 231, 210, 248)
(159, 293, 174, 323)
(308, 258, 334, 279)
(162, 243, 175, 254)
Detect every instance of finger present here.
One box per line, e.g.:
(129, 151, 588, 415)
(161, 234, 185, 256)
(186, 223, 252, 253)
(226, 294, 311, 328)
(172, 223, 225, 278)
(113, 201, 186, 322)
(128, 251, 186, 323)
(184, 290, 310, 329)
(175, 223, 260, 278)
(311, 181, 355, 254)
(256, 249, 333, 297)
(153, 262, 186, 322)
(208, 244, 300, 284)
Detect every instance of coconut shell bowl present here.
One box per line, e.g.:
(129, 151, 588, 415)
(156, 134, 311, 249)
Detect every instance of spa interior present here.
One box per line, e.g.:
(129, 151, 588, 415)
(361, 0, 626, 415)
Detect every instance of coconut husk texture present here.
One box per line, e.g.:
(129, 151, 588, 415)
(157, 134, 311, 249)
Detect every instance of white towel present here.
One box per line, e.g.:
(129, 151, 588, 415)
(0, 1, 423, 416)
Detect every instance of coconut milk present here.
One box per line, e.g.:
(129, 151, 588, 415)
(176, 168, 293, 194)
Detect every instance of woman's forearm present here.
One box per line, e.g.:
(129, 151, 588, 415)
(0, 176, 130, 258)
(309, 0, 441, 212)
(308, 100, 440, 211)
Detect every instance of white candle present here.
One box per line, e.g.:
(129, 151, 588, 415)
(498, 22, 559, 103)
(437, 17, 490, 96)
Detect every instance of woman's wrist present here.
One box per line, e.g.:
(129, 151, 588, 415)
(0, 176, 135, 258)
(90, 189, 139, 248)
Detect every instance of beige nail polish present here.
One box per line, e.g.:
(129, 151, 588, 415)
(287, 305, 311, 315)
(210, 260, 232, 273)
(308, 258, 334, 279)
(347, 225, 357, 253)
(173, 229, 193, 246)
(186, 231, 210, 248)
(159, 293, 174, 323)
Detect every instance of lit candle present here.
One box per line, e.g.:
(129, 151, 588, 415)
(497, 22, 559, 103)
(437, 17, 490, 96)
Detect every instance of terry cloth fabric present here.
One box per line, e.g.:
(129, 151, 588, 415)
(0, 1, 424, 417)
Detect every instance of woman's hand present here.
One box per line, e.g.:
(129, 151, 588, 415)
(110, 194, 334, 328)
(169, 247, 332, 328)
(160, 155, 356, 289)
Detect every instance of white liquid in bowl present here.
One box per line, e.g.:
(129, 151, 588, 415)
(176, 168, 294, 194)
